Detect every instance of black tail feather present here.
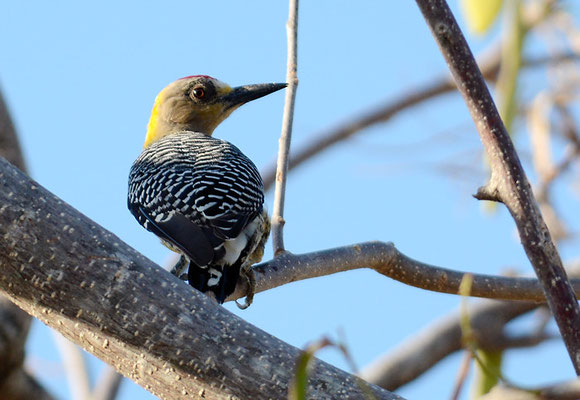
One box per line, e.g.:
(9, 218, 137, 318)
(187, 262, 242, 304)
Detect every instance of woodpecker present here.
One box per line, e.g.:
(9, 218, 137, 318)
(128, 75, 285, 305)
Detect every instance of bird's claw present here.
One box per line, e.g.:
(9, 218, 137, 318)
(235, 267, 255, 310)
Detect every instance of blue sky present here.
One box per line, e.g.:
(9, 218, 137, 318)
(1, 1, 578, 399)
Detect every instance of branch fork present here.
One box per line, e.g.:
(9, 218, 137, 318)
(415, 0, 580, 373)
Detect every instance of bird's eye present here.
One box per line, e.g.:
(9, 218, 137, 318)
(191, 87, 206, 100)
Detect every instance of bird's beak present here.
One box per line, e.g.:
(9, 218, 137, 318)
(222, 83, 287, 110)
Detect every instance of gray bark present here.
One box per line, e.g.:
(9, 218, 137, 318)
(0, 88, 54, 400)
(0, 157, 402, 400)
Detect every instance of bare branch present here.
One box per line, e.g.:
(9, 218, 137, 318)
(261, 49, 580, 192)
(0, 90, 26, 172)
(271, 0, 299, 255)
(481, 379, 580, 400)
(359, 300, 541, 391)
(0, 369, 55, 400)
(495, 331, 556, 349)
(262, 73, 458, 191)
(0, 297, 31, 390)
(93, 366, 124, 400)
(53, 332, 91, 400)
(415, 0, 580, 373)
(231, 242, 580, 303)
(450, 351, 472, 400)
(536, 104, 580, 200)
(530, 100, 580, 242)
(0, 158, 402, 400)
(537, 378, 580, 400)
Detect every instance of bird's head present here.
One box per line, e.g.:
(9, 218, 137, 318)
(144, 75, 286, 147)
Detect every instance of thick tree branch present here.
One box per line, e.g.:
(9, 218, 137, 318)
(415, 0, 580, 374)
(271, 0, 299, 255)
(0, 88, 54, 400)
(230, 242, 580, 303)
(0, 158, 402, 400)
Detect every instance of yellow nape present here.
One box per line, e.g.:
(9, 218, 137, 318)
(143, 79, 236, 147)
(144, 89, 166, 148)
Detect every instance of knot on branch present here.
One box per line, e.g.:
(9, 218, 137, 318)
(473, 184, 501, 203)
(434, 21, 451, 37)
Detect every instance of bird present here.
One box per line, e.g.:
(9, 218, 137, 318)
(128, 75, 286, 305)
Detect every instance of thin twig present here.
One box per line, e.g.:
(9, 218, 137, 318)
(536, 104, 580, 199)
(261, 51, 580, 191)
(450, 351, 472, 400)
(530, 102, 580, 242)
(415, 0, 580, 374)
(262, 76, 456, 192)
(271, 0, 299, 255)
(93, 366, 124, 400)
(52, 332, 91, 400)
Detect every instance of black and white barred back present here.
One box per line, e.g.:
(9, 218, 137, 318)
(128, 131, 266, 303)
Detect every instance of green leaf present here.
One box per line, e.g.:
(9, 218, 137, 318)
(496, 0, 525, 135)
(471, 350, 503, 398)
(288, 338, 331, 400)
(288, 336, 377, 400)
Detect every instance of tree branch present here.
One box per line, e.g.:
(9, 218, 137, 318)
(271, 0, 299, 255)
(415, 0, 580, 374)
(261, 49, 579, 192)
(0, 158, 402, 400)
(450, 351, 471, 400)
(359, 300, 544, 391)
(0, 88, 54, 400)
(535, 378, 580, 400)
(230, 242, 580, 303)
(53, 332, 91, 400)
(262, 70, 458, 191)
(0, 369, 55, 400)
(93, 366, 124, 400)
(0, 90, 26, 172)
(481, 379, 580, 400)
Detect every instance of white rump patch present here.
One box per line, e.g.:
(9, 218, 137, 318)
(221, 218, 260, 265)
(207, 268, 223, 287)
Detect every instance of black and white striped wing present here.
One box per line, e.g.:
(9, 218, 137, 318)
(128, 132, 264, 267)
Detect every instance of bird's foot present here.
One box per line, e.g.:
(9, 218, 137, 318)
(235, 267, 255, 310)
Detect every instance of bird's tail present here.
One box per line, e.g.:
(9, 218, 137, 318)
(188, 261, 242, 304)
